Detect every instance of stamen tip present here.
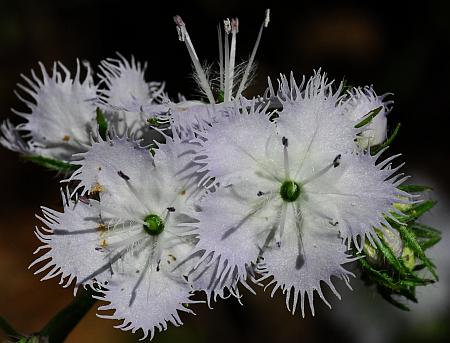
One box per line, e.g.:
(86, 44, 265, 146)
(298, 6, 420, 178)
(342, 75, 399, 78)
(264, 9, 271, 27)
(224, 18, 231, 34)
(333, 154, 342, 168)
(174, 15, 186, 41)
(231, 18, 239, 33)
(173, 15, 185, 27)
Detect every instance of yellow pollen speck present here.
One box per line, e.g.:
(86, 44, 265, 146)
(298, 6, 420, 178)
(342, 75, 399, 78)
(100, 239, 108, 248)
(63, 135, 71, 142)
(97, 224, 107, 232)
(90, 182, 103, 194)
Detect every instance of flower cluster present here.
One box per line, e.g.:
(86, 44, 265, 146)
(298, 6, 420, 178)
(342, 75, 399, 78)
(1, 10, 440, 341)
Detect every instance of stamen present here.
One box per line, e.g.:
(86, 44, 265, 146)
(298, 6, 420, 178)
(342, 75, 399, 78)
(117, 170, 130, 181)
(275, 203, 288, 247)
(228, 18, 239, 100)
(301, 154, 342, 186)
(223, 19, 231, 102)
(174, 15, 216, 104)
(236, 8, 270, 97)
(282, 136, 290, 179)
(333, 154, 341, 168)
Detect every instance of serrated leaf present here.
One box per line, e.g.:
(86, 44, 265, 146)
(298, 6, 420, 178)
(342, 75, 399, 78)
(96, 108, 108, 140)
(398, 184, 433, 193)
(23, 155, 78, 172)
(355, 106, 382, 128)
(397, 225, 438, 280)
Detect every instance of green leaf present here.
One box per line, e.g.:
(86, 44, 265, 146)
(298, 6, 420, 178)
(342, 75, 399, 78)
(23, 155, 78, 172)
(397, 225, 438, 280)
(398, 184, 433, 193)
(354, 106, 382, 128)
(96, 108, 108, 140)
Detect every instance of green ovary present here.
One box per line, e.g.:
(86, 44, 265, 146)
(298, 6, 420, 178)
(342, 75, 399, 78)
(143, 214, 165, 235)
(280, 180, 301, 202)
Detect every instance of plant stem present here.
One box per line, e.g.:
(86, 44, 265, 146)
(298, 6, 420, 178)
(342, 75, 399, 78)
(39, 288, 98, 343)
(0, 316, 20, 338)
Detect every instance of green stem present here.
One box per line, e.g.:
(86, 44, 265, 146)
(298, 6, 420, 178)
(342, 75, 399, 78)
(39, 288, 98, 343)
(0, 315, 20, 338)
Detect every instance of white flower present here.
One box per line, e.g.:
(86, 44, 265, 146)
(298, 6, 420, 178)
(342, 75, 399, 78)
(341, 86, 392, 147)
(192, 72, 408, 315)
(31, 131, 215, 340)
(1, 60, 98, 161)
(30, 192, 110, 292)
(97, 53, 165, 140)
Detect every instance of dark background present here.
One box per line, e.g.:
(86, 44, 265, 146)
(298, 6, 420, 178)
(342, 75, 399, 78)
(0, 0, 449, 342)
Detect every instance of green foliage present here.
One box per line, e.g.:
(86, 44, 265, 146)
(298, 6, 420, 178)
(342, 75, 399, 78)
(216, 90, 225, 103)
(356, 185, 441, 311)
(354, 106, 383, 129)
(96, 107, 108, 140)
(147, 117, 162, 126)
(23, 155, 78, 173)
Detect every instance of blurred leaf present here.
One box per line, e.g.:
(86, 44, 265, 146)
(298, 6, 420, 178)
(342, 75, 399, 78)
(23, 155, 78, 172)
(398, 184, 433, 193)
(96, 107, 108, 140)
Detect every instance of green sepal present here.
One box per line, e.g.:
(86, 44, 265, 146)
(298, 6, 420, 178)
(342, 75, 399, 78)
(216, 90, 225, 103)
(23, 155, 78, 172)
(402, 200, 437, 221)
(396, 225, 438, 280)
(398, 184, 433, 193)
(354, 106, 382, 129)
(374, 229, 412, 277)
(409, 222, 442, 250)
(96, 108, 108, 140)
(371, 122, 401, 155)
(391, 200, 437, 224)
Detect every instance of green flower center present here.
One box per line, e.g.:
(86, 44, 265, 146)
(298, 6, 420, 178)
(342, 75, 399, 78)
(143, 214, 165, 235)
(280, 180, 301, 202)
